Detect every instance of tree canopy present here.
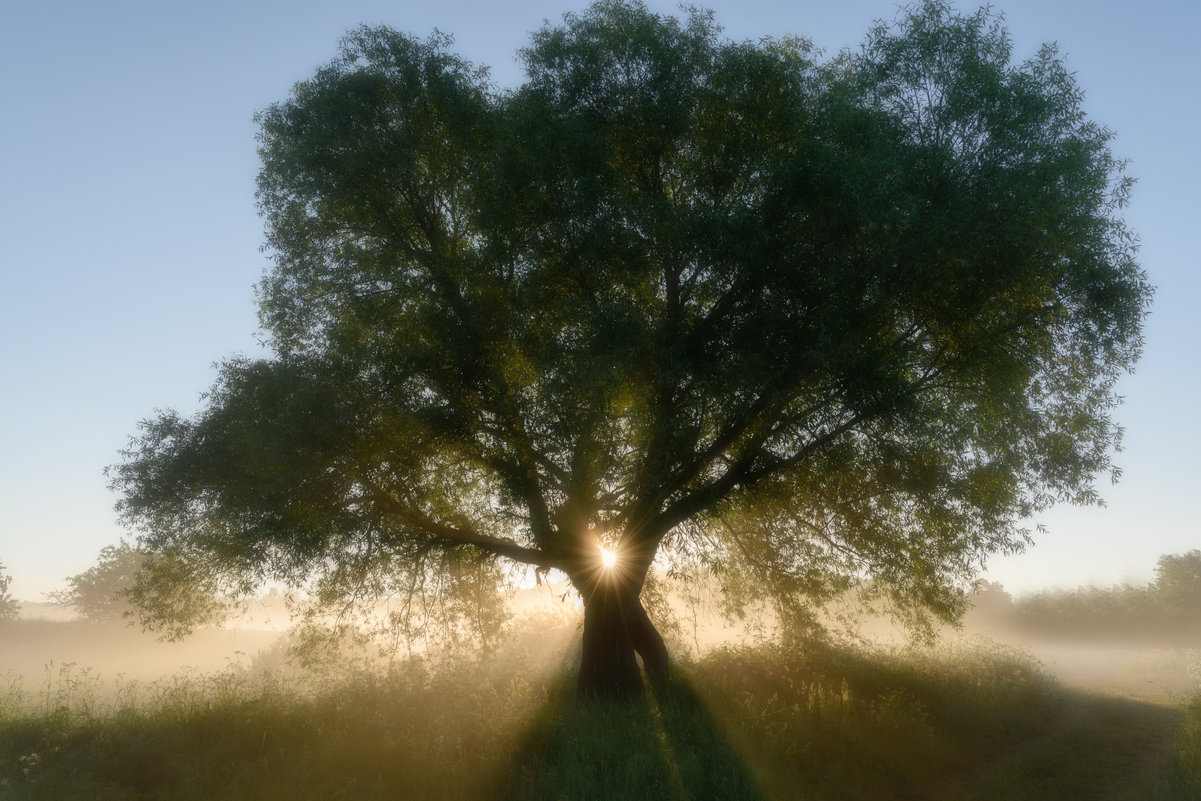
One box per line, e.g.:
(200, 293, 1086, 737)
(46, 541, 227, 635)
(111, 0, 1150, 695)
(1153, 550, 1201, 613)
(48, 541, 143, 624)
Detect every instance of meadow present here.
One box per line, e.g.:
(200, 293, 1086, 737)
(2, 613, 1199, 800)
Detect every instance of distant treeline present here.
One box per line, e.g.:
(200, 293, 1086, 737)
(967, 551, 1201, 644)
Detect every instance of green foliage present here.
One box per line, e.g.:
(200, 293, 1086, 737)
(0, 560, 19, 621)
(110, 0, 1150, 654)
(284, 554, 515, 666)
(45, 540, 228, 637)
(47, 541, 142, 624)
(1000, 551, 1201, 643)
(1154, 550, 1201, 614)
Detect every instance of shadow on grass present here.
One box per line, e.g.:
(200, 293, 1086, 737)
(2, 641, 1193, 801)
(497, 671, 767, 801)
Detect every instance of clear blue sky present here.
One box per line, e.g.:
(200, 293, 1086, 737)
(2, 0, 1197, 601)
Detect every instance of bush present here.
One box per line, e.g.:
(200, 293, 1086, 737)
(0, 560, 19, 621)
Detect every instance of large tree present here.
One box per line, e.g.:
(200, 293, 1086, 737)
(112, 1, 1150, 695)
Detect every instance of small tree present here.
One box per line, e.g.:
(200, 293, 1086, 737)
(112, 1, 1150, 696)
(49, 541, 143, 623)
(0, 560, 19, 621)
(52, 541, 227, 634)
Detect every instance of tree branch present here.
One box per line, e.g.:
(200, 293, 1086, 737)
(372, 494, 565, 571)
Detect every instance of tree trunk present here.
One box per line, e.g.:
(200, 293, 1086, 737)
(629, 597, 669, 689)
(577, 579, 670, 697)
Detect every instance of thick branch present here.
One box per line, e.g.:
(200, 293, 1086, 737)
(376, 497, 565, 571)
(652, 407, 879, 538)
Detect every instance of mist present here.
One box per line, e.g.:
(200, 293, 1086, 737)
(3, 563, 1199, 799)
(5, 557, 1200, 702)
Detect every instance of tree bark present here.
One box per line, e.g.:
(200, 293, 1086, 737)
(576, 579, 670, 697)
(630, 598, 669, 689)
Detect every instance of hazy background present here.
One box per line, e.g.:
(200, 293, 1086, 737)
(2, 0, 1197, 602)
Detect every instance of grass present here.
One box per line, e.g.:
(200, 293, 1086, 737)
(1156, 695, 1201, 800)
(506, 675, 762, 800)
(1, 636, 1197, 800)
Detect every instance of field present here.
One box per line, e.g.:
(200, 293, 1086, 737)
(2, 614, 1199, 800)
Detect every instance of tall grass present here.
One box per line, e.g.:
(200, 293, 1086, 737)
(1, 654, 552, 800)
(1155, 694, 1201, 800)
(1, 635, 1196, 800)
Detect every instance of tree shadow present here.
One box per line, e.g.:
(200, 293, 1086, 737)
(493, 670, 768, 801)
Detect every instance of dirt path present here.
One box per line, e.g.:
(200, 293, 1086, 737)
(935, 689, 1184, 800)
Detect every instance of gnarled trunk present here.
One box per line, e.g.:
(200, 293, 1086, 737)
(577, 577, 669, 697)
(629, 594, 669, 688)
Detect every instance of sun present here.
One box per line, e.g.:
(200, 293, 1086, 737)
(600, 546, 618, 569)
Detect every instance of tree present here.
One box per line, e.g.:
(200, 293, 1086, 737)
(111, 1, 1150, 696)
(47, 541, 226, 633)
(1153, 550, 1201, 617)
(0, 560, 19, 621)
(49, 541, 143, 624)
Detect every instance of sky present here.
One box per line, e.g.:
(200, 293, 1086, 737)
(1, 0, 1197, 602)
